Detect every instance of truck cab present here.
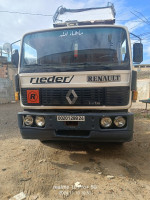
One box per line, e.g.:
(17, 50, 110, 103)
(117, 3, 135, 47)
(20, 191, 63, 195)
(15, 4, 143, 142)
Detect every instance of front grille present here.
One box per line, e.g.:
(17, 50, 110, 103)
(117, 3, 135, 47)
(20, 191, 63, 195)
(105, 87, 130, 106)
(21, 87, 129, 107)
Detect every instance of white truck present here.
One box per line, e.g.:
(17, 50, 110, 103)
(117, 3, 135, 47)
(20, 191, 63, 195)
(14, 4, 143, 142)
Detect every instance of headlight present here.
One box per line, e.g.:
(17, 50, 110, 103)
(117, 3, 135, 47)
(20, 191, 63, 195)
(114, 116, 126, 127)
(35, 116, 45, 127)
(24, 115, 33, 126)
(101, 117, 112, 128)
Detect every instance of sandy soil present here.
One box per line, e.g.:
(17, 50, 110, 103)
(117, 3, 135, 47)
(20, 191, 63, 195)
(0, 102, 150, 200)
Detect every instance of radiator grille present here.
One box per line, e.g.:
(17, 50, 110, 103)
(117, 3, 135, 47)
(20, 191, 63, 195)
(21, 87, 129, 106)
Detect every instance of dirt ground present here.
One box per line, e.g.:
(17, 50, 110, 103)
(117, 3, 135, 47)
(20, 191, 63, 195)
(0, 102, 150, 200)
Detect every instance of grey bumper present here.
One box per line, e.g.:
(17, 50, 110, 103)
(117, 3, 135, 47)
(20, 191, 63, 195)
(18, 111, 134, 142)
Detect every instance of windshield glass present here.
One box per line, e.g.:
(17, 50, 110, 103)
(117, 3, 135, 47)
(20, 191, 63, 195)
(20, 27, 130, 73)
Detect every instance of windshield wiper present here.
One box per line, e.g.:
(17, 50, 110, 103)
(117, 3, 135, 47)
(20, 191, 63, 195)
(23, 63, 114, 72)
(67, 63, 113, 70)
(22, 64, 62, 72)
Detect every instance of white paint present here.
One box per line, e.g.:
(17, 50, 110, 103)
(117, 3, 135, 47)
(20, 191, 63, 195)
(20, 70, 130, 88)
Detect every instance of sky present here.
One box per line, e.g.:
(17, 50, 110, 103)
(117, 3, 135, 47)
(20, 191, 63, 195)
(0, 0, 150, 64)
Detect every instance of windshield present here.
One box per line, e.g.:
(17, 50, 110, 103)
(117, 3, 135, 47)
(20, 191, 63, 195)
(20, 27, 130, 73)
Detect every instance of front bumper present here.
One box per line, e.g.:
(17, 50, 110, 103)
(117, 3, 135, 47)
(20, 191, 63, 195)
(18, 111, 134, 142)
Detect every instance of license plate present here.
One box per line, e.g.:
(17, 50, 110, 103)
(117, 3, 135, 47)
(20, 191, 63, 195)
(57, 115, 85, 121)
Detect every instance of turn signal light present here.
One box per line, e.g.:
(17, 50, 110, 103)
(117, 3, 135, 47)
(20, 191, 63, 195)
(15, 92, 19, 101)
(132, 90, 138, 101)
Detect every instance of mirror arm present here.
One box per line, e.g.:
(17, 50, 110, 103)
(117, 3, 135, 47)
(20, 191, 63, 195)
(130, 33, 142, 43)
(11, 39, 21, 55)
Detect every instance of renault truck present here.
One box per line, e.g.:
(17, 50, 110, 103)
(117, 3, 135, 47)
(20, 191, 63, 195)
(14, 4, 143, 142)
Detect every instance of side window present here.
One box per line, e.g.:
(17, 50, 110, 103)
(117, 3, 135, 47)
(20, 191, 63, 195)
(24, 43, 37, 65)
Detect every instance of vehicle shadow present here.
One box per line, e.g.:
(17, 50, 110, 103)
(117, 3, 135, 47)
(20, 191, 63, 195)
(43, 138, 150, 181)
(42, 112, 150, 182)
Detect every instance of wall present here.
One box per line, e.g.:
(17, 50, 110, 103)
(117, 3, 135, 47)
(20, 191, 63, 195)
(0, 57, 17, 104)
(137, 79, 150, 100)
(0, 78, 14, 103)
(0, 64, 8, 78)
(135, 66, 150, 100)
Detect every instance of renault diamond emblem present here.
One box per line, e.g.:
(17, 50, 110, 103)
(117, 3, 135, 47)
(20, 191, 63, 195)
(66, 89, 78, 105)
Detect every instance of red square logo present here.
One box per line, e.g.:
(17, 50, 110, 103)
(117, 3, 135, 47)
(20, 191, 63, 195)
(27, 90, 39, 104)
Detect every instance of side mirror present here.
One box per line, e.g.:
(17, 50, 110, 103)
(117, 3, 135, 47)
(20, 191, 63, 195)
(133, 43, 143, 63)
(11, 49, 19, 68)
